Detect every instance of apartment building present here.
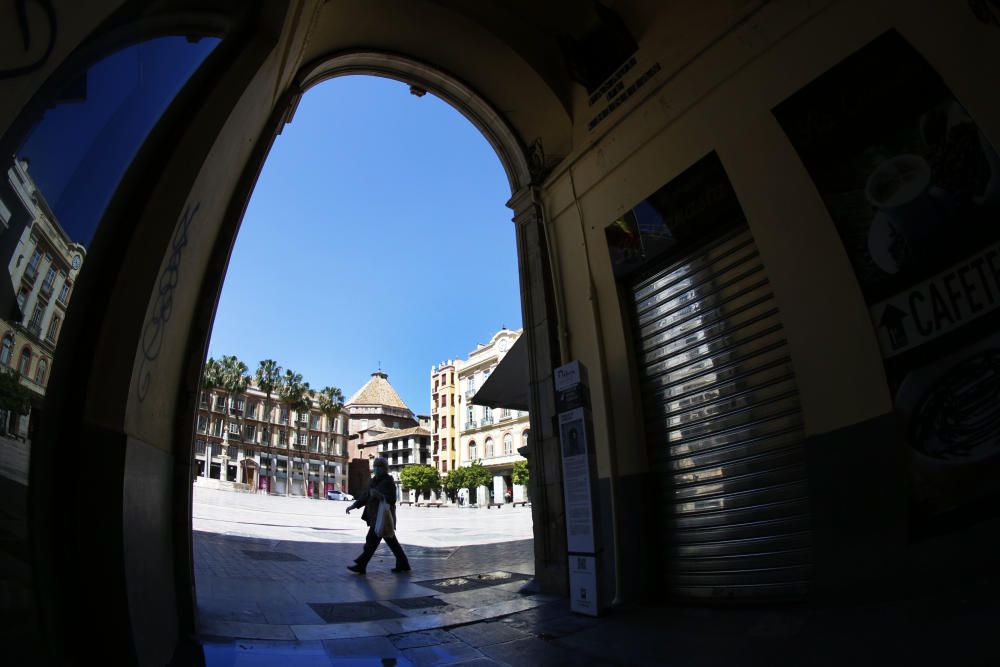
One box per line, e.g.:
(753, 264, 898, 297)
(429, 358, 462, 476)
(193, 384, 349, 497)
(0, 160, 85, 438)
(456, 328, 529, 505)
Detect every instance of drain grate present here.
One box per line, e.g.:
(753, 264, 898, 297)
(389, 596, 448, 610)
(241, 550, 304, 562)
(415, 571, 532, 594)
(309, 601, 405, 623)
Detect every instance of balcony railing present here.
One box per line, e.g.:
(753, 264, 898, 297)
(23, 264, 38, 283)
(27, 322, 42, 338)
(464, 421, 477, 430)
(464, 389, 476, 400)
(39, 281, 54, 298)
(481, 417, 494, 426)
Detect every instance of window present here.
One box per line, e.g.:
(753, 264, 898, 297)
(25, 250, 41, 279)
(434, 380, 439, 392)
(246, 401, 257, 418)
(442, 437, 447, 451)
(469, 441, 477, 460)
(210, 420, 222, 437)
(278, 430, 287, 445)
(27, 304, 43, 333)
(197, 415, 208, 432)
(441, 415, 447, 429)
(311, 415, 320, 430)
(228, 422, 240, 434)
(41, 266, 56, 295)
(522, 430, 529, 450)
(440, 394, 446, 407)
(243, 424, 256, 442)
(280, 407, 289, 424)
(466, 407, 474, 425)
(451, 393, 455, 407)
(34, 358, 48, 385)
(451, 415, 455, 428)
(309, 434, 319, 449)
(58, 280, 72, 304)
(483, 406, 493, 423)
(442, 460, 448, 472)
(0, 335, 13, 366)
(451, 372, 454, 384)
(16, 288, 28, 313)
(504, 433, 513, 455)
(214, 395, 225, 410)
(485, 438, 494, 458)
(18, 348, 31, 375)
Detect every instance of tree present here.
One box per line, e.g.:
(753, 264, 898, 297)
(254, 359, 283, 493)
(512, 459, 529, 487)
(442, 466, 468, 502)
(277, 369, 308, 496)
(400, 464, 440, 499)
(317, 386, 345, 455)
(218, 355, 250, 482)
(465, 461, 493, 492)
(199, 357, 223, 478)
(0, 368, 31, 435)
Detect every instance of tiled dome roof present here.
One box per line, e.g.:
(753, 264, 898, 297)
(345, 371, 409, 410)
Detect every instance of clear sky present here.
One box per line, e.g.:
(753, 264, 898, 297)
(207, 75, 522, 414)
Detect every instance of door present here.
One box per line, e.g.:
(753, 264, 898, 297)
(629, 224, 812, 600)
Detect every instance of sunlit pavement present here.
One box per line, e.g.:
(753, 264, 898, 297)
(191, 485, 1000, 666)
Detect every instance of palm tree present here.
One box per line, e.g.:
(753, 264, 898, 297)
(200, 357, 223, 479)
(277, 369, 307, 496)
(255, 359, 283, 494)
(218, 355, 250, 484)
(317, 386, 345, 496)
(292, 389, 315, 496)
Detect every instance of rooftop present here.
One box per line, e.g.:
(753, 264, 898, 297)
(345, 370, 410, 411)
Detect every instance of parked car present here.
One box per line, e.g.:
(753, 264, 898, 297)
(326, 490, 353, 501)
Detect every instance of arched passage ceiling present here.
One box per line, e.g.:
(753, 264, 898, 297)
(294, 0, 585, 176)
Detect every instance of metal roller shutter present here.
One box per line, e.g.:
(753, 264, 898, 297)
(629, 224, 812, 600)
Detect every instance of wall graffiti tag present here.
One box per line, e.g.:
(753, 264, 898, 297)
(137, 202, 198, 402)
(0, 0, 57, 80)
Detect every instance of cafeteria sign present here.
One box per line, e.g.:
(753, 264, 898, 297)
(871, 242, 1000, 358)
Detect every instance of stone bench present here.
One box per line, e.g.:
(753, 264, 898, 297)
(511, 501, 530, 507)
(486, 502, 505, 509)
(416, 502, 443, 507)
(398, 500, 414, 506)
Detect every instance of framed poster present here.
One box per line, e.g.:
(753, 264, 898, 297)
(773, 30, 1000, 526)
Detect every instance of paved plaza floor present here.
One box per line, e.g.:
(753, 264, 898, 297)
(193, 485, 547, 644)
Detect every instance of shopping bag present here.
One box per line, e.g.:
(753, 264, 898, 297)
(375, 500, 395, 538)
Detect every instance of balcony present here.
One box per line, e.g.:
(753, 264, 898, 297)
(23, 264, 38, 283)
(463, 389, 476, 400)
(39, 280, 54, 299)
(481, 416, 494, 426)
(464, 421, 477, 430)
(27, 322, 42, 338)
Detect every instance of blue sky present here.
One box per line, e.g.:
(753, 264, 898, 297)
(207, 75, 522, 414)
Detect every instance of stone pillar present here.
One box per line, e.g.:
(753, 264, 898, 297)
(508, 185, 566, 594)
(493, 475, 505, 503)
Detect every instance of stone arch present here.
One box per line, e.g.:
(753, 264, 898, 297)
(295, 50, 532, 196)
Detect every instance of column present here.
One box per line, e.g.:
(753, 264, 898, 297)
(508, 184, 565, 593)
(493, 475, 504, 504)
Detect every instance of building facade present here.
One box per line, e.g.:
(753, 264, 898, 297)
(192, 384, 349, 497)
(0, 160, 85, 439)
(429, 358, 462, 476)
(362, 426, 432, 502)
(456, 328, 529, 505)
(344, 369, 418, 495)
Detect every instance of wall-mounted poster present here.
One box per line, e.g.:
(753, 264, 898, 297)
(773, 30, 1000, 530)
(604, 152, 745, 278)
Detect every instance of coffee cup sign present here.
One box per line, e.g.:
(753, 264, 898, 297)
(866, 154, 950, 275)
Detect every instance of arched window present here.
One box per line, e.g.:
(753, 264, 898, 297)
(503, 433, 513, 455)
(34, 358, 48, 386)
(468, 440, 477, 461)
(485, 437, 494, 458)
(18, 347, 31, 376)
(0, 335, 13, 366)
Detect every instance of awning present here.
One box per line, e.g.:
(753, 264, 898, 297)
(471, 334, 529, 411)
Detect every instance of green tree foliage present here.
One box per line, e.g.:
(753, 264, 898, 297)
(0, 369, 32, 417)
(465, 461, 492, 490)
(400, 465, 441, 493)
(442, 466, 468, 495)
(512, 459, 530, 486)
